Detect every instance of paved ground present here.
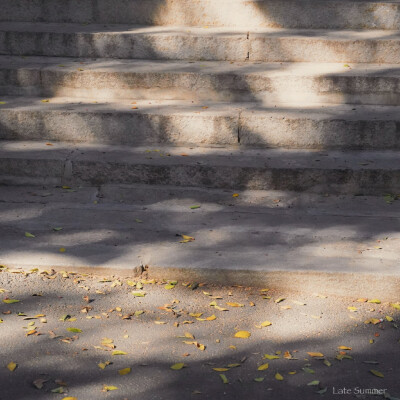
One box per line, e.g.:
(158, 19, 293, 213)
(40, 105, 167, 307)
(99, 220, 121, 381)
(1, 184, 400, 299)
(0, 267, 399, 400)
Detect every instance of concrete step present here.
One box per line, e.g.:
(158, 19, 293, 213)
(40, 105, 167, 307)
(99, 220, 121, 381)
(4, 56, 400, 106)
(2, 0, 400, 30)
(0, 184, 399, 297)
(1, 97, 400, 150)
(0, 140, 399, 194)
(2, 23, 400, 63)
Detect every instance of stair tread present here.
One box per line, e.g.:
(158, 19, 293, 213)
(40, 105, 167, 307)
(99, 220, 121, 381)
(1, 21, 400, 39)
(0, 183, 399, 275)
(3, 55, 400, 77)
(1, 139, 398, 170)
(1, 95, 400, 120)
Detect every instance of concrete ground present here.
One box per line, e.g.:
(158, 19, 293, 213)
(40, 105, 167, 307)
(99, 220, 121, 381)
(0, 268, 399, 400)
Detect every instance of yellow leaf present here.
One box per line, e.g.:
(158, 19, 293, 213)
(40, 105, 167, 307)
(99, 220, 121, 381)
(112, 350, 127, 356)
(62, 398, 77, 400)
(347, 307, 357, 312)
(357, 298, 368, 302)
(338, 346, 352, 350)
(307, 352, 324, 357)
(197, 315, 216, 321)
(234, 330, 251, 339)
(59, 248, 66, 253)
(226, 302, 244, 307)
(154, 321, 166, 325)
(275, 372, 284, 380)
(370, 369, 384, 378)
(189, 313, 203, 318)
(275, 298, 286, 303)
(288, 371, 297, 375)
(213, 368, 229, 372)
(103, 385, 118, 391)
(118, 368, 131, 375)
(257, 363, 269, 371)
(261, 321, 272, 327)
(170, 363, 185, 370)
(7, 362, 17, 371)
(263, 354, 280, 360)
(232, 193, 239, 198)
(386, 316, 394, 322)
(390, 303, 400, 310)
(220, 374, 229, 384)
(41, 99, 50, 103)
(229, 345, 236, 350)
(368, 299, 381, 304)
(364, 318, 381, 325)
(180, 235, 195, 243)
(185, 332, 195, 339)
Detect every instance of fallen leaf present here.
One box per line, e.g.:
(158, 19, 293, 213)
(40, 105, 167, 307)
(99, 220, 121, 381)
(219, 374, 229, 384)
(189, 313, 203, 318)
(66, 328, 82, 333)
(370, 369, 384, 378)
(190, 205, 201, 209)
(386, 316, 394, 322)
(275, 372, 284, 380)
(118, 368, 131, 375)
(307, 380, 320, 386)
(170, 363, 185, 370)
(275, 298, 286, 303)
(185, 332, 195, 340)
(234, 330, 251, 339)
(263, 354, 280, 360)
(226, 302, 244, 307)
(102, 385, 118, 391)
(368, 299, 381, 304)
(307, 352, 324, 357)
(112, 350, 127, 356)
(257, 363, 269, 371)
(131, 292, 146, 297)
(25, 232, 35, 238)
(338, 346, 352, 350)
(232, 193, 239, 198)
(3, 299, 20, 304)
(7, 362, 17, 371)
(260, 321, 272, 327)
(348, 306, 358, 312)
(213, 368, 229, 372)
(254, 377, 264, 382)
(180, 235, 195, 243)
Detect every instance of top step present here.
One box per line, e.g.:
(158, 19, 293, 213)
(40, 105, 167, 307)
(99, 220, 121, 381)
(2, 0, 400, 30)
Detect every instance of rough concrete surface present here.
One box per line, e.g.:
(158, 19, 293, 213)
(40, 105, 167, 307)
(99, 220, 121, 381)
(0, 268, 399, 400)
(2, 97, 400, 150)
(3, 56, 400, 106)
(2, 0, 400, 30)
(0, 184, 399, 299)
(2, 23, 400, 63)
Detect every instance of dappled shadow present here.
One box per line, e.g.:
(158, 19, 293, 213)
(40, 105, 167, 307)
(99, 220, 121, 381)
(0, 272, 399, 400)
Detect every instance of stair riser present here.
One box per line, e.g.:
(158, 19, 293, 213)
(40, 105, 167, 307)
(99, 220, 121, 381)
(1, 157, 398, 195)
(2, 68, 400, 106)
(2, 0, 400, 30)
(2, 31, 400, 64)
(1, 108, 400, 150)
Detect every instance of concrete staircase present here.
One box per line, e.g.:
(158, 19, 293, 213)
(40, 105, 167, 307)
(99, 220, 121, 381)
(0, 0, 399, 289)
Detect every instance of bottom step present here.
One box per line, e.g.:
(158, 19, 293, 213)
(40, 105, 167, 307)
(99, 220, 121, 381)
(0, 184, 399, 299)
(0, 140, 399, 195)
